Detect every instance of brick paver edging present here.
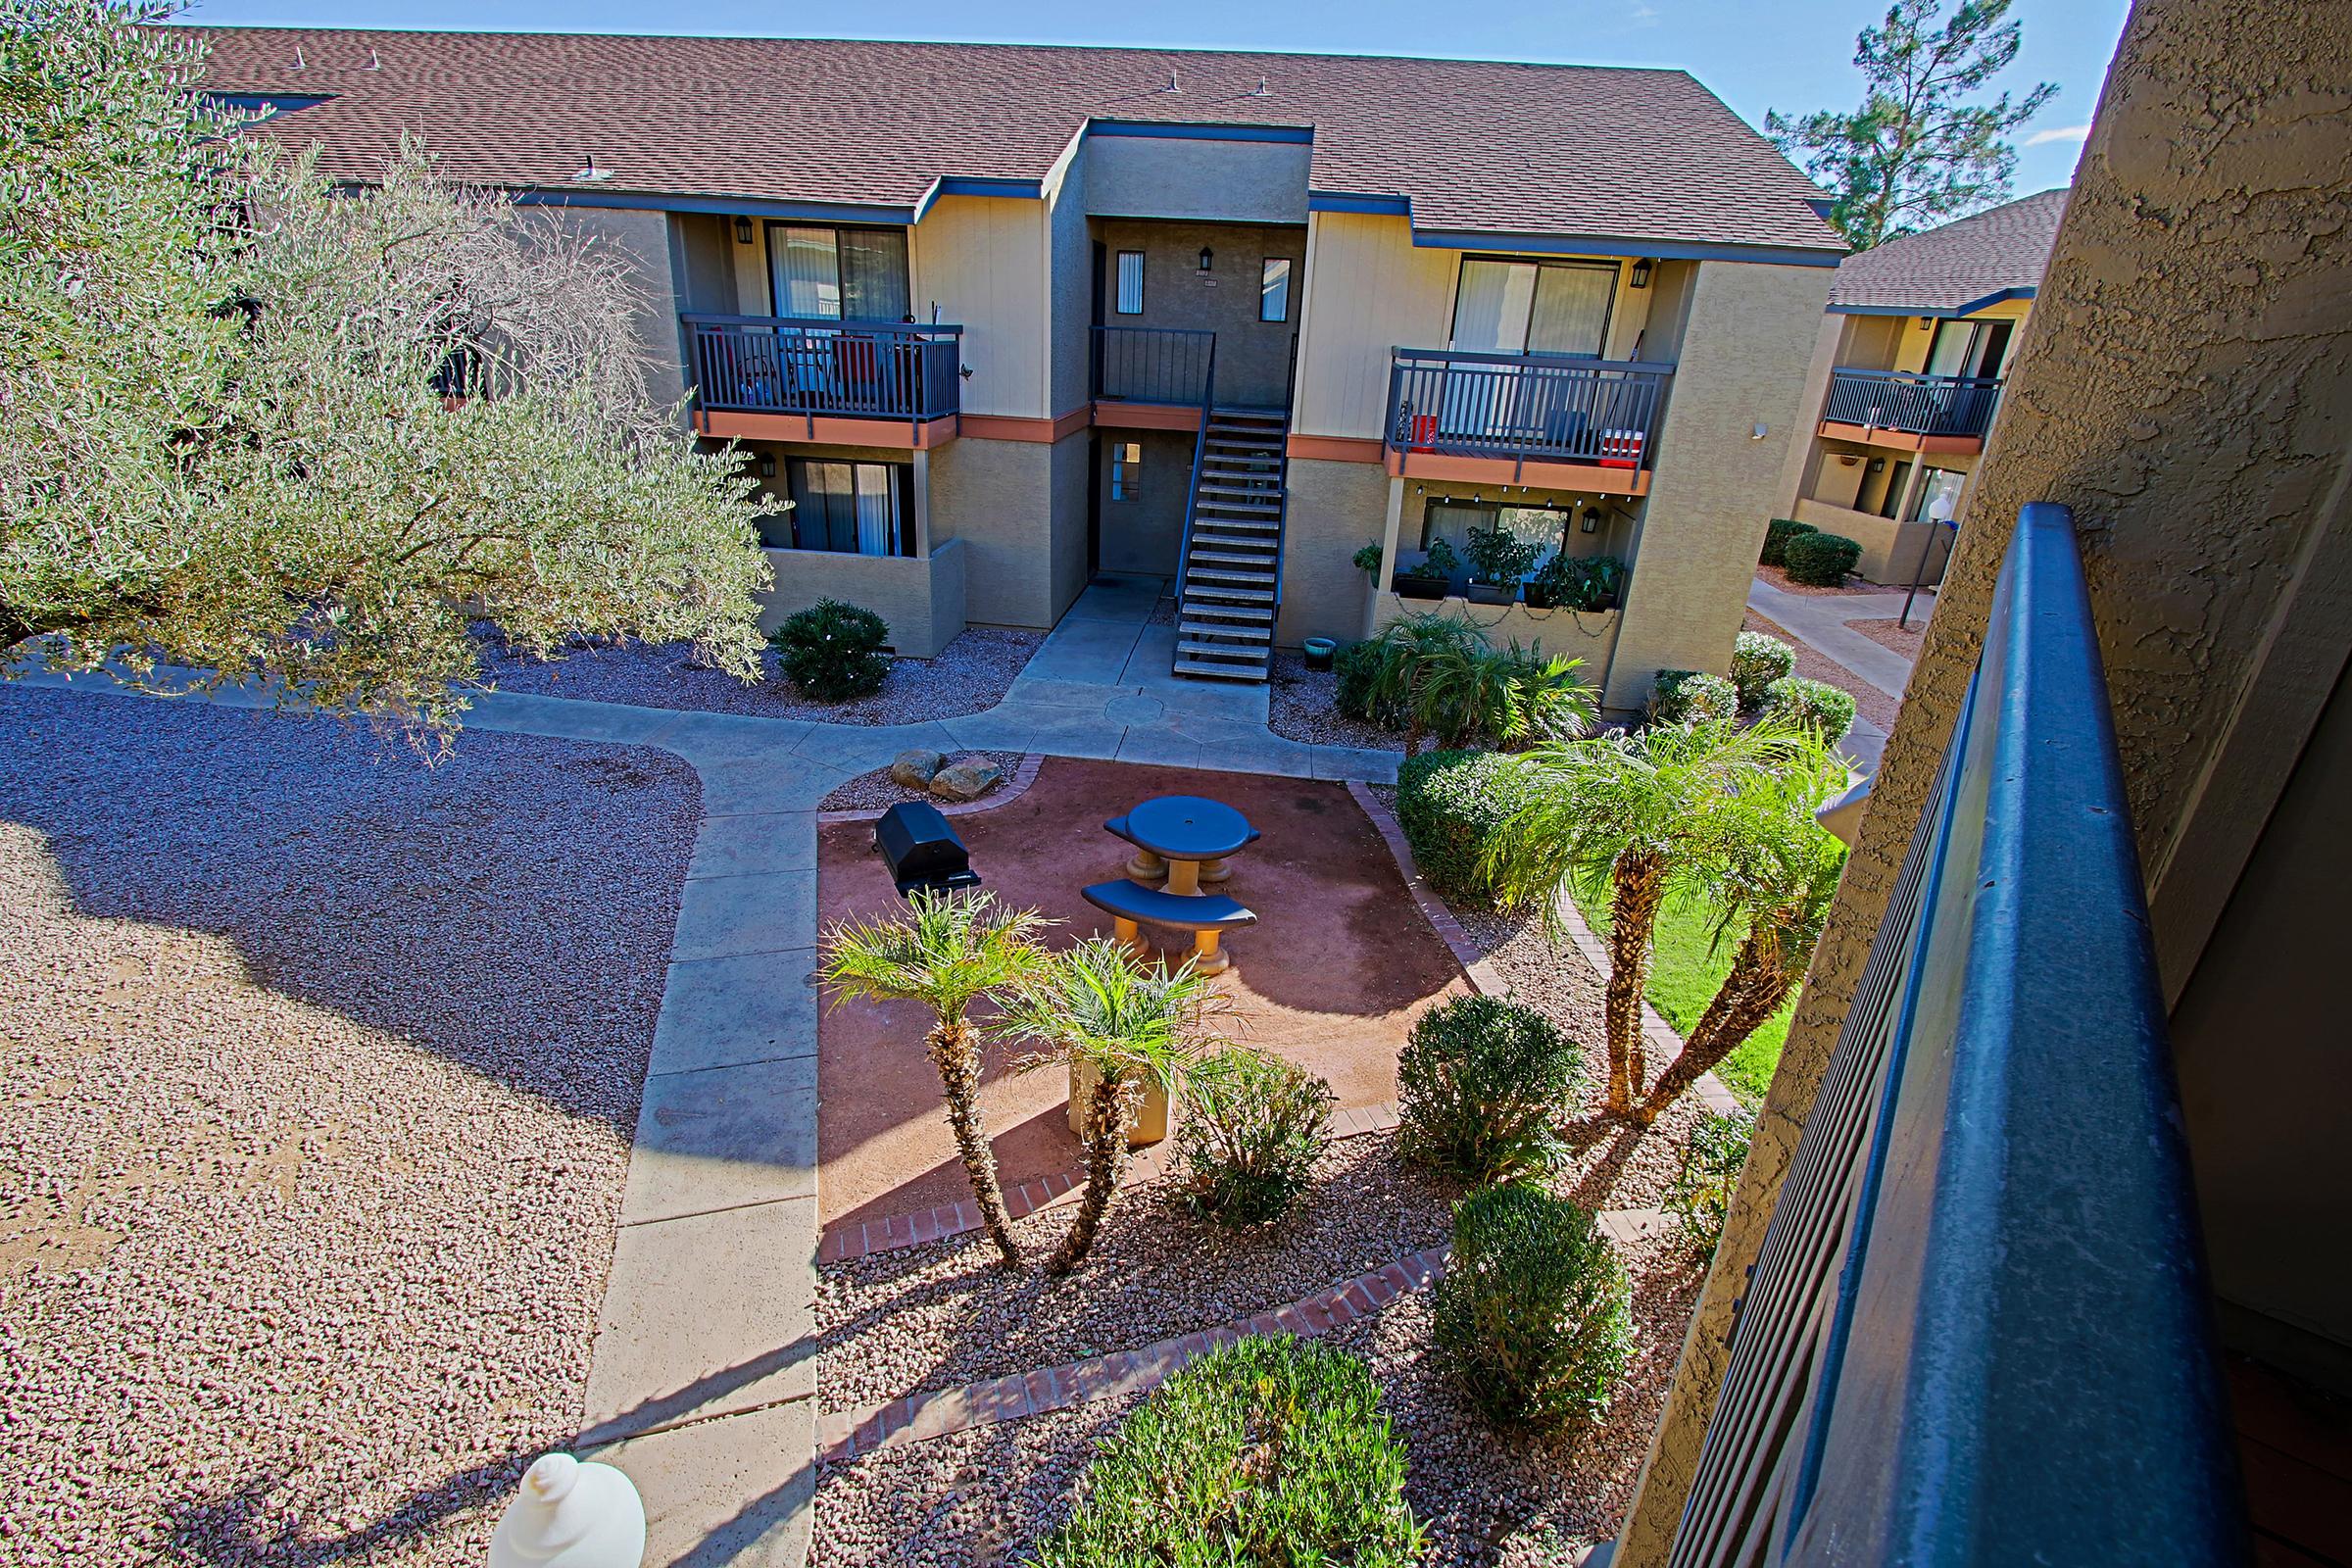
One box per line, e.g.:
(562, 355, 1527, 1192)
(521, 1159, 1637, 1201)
(815, 1245, 1450, 1465)
(815, 752, 1045, 824)
(1344, 781, 1741, 1119)
(818, 1101, 1403, 1265)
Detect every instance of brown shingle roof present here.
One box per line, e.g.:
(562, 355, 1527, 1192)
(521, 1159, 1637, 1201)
(181, 26, 1843, 256)
(1829, 188, 2069, 313)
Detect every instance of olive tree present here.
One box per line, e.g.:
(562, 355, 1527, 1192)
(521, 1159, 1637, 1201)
(1, 1, 775, 731)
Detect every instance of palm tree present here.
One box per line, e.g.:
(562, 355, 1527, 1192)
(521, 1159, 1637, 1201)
(1001, 939, 1230, 1275)
(1485, 720, 1793, 1116)
(1638, 746, 1849, 1123)
(819, 890, 1054, 1269)
(1364, 612, 1483, 756)
(1423, 639, 1597, 752)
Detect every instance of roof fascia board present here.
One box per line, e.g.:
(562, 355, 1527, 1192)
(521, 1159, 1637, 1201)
(1309, 190, 1411, 216)
(1828, 286, 2037, 318)
(1412, 229, 1844, 267)
(514, 189, 920, 224)
(1088, 119, 1314, 143)
(911, 173, 1050, 220)
(1950, 285, 2037, 316)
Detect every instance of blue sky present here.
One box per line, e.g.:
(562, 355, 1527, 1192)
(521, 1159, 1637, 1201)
(172, 0, 2125, 199)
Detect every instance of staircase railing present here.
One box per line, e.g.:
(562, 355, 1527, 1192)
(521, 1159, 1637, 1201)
(1665, 503, 2242, 1567)
(1092, 325, 1216, 406)
(1173, 335, 1218, 621)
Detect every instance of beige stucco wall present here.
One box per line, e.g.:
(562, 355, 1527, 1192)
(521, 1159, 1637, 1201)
(1082, 135, 1312, 226)
(756, 537, 966, 658)
(1291, 213, 1457, 439)
(1618, 1, 2352, 1556)
(1046, 430, 1091, 619)
(1097, 428, 1194, 576)
(1045, 137, 1095, 417)
(927, 434, 1061, 627)
(1274, 457, 1392, 645)
(910, 195, 1051, 418)
(542, 204, 689, 416)
(1602, 259, 1836, 710)
(1792, 496, 1956, 583)
(1095, 219, 1308, 408)
(1369, 592, 1623, 675)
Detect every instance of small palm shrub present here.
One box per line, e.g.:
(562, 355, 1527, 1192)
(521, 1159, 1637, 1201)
(769, 598, 890, 701)
(1760, 516, 1816, 566)
(1395, 749, 1534, 904)
(1333, 638, 1391, 725)
(1433, 1183, 1635, 1429)
(1729, 630, 1795, 710)
(1426, 642, 1595, 752)
(1667, 1109, 1755, 1254)
(1783, 530, 1863, 587)
(1397, 994, 1581, 1184)
(1035, 1335, 1426, 1567)
(1763, 675, 1858, 744)
(1650, 669, 1740, 726)
(1177, 1048, 1335, 1225)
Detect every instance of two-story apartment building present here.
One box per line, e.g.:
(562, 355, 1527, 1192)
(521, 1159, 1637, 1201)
(1773, 189, 2067, 587)
(191, 28, 1845, 710)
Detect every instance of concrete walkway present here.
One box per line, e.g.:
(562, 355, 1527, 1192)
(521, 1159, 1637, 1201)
(4, 596, 1398, 1567)
(1745, 576, 1929, 701)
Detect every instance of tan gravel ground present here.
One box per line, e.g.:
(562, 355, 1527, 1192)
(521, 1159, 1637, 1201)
(474, 626, 1044, 725)
(1847, 614, 1929, 662)
(0, 686, 696, 1565)
(1753, 564, 1911, 598)
(1267, 650, 1406, 753)
(815, 751, 1027, 813)
(1743, 610, 1900, 734)
(815, 1131, 1457, 1412)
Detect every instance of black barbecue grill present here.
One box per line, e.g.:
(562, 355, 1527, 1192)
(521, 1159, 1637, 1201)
(873, 802, 981, 899)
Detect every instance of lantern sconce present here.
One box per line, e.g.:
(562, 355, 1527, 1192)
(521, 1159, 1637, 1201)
(734, 216, 754, 245)
(1629, 259, 1652, 288)
(1198, 246, 1214, 272)
(1868, 457, 1886, 473)
(755, 452, 776, 478)
(1581, 508, 1602, 534)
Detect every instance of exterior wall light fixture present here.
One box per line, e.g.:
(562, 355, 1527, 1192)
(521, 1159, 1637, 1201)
(755, 452, 776, 478)
(1629, 259, 1652, 288)
(1198, 247, 1213, 272)
(734, 216, 754, 245)
(1582, 509, 1602, 533)
(1868, 458, 1886, 473)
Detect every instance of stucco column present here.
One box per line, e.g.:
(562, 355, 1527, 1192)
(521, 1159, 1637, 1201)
(1613, 1, 2352, 1559)
(1602, 261, 1835, 712)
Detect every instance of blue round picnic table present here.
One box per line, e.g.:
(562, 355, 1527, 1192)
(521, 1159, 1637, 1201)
(1123, 795, 1256, 894)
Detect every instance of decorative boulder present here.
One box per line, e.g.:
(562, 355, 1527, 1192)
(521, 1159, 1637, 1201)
(929, 759, 1005, 803)
(889, 749, 947, 790)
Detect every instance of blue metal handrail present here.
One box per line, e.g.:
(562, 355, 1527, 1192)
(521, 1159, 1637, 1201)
(1092, 324, 1216, 406)
(1823, 366, 2003, 439)
(1385, 348, 1672, 468)
(1669, 503, 2244, 1566)
(682, 314, 963, 425)
(1174, 334, 1218, 615)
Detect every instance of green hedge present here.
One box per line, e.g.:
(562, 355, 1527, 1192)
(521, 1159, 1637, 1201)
(1650, 670, 1739, 727)
(1729, 630, 1795, 710)
(769, 598, 890, 701)
(1395, 749, 1531, 903)
(1762, 674, 1858, 744)
(1397, 994, 1582, 1185)
(1034, 1335, 1425, 1566)
(1433, 1183, 1635, 1428)
(1176, 1048, 1334, 1225)
(1783, 530, 1863, 587)
(1761, 516, 1816, 566)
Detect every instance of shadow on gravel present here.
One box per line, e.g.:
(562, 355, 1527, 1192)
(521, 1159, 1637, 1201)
(0, 683, 699, 1134)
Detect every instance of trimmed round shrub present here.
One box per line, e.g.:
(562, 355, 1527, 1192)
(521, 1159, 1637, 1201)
(1034, 1335, 1426, 1567)
(1783, 530, 1863, 587)
(1177, 1048, 1335, 1225)
(1650, 669, 1739, 727)
(1397, 994, 1581, 1185)
(1667, 1109, 1755, 1255)
(1729, 630, 1795, 710)
(1434, 1183, 1635, 1429)
(1763, 674, 1858, 744)
(1395, 749, 1532, 905)
(1760, 516, 1817, 566)
(768, 598, 889, 702)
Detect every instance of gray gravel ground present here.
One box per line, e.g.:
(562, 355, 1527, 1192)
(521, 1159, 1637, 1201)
(0, 685, 697, 1565)
(814, 1131, 1457, 1412)
(1267, 650, 1407, 753)
(474, 626, 1043, 725)
(816, 751, 1027, 813)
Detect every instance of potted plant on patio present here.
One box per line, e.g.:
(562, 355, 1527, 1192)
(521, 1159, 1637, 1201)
(1524, 553, 1626, 612)
(1462, 518, 1542, 606)
(1392, 537, 1459, 601)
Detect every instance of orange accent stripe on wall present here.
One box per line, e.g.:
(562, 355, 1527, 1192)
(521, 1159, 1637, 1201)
(1385, 447, 1652, 497)
(1286, 434, 1385, 464)
(1816, 420, 1985, 456)
(956, 408, 1093, 443)
(1089, 402, 1205, 434)
(693, 410, 960, 450)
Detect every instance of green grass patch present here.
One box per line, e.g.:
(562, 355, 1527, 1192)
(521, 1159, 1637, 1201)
(1571, 885, 1793, 1107)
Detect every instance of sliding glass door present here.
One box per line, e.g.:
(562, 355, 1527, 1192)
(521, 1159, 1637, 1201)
(1450, 259, 1617, 357)
(785, 461, 913, 557)
(765, 224, 911, 321)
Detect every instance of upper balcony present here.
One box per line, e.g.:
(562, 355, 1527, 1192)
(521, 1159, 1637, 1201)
(682, 315, 963, 449)
(1819, 366, 2003, 452)
(1382, 348, 1673, 494)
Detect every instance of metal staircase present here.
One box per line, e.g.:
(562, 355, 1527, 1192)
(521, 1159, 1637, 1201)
(1173, 407, 1290, 682)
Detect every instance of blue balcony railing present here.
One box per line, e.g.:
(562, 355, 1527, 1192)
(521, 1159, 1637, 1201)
(1385, 348, 1672, 469)
(683, 315, 962, 423)
(1823, 367, 2003, 440)
(1669, 504, 2244, 1567)
(1091, 324, 1216, 407)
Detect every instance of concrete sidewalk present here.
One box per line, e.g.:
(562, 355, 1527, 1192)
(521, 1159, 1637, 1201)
(1746, 577, 1930, 701)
